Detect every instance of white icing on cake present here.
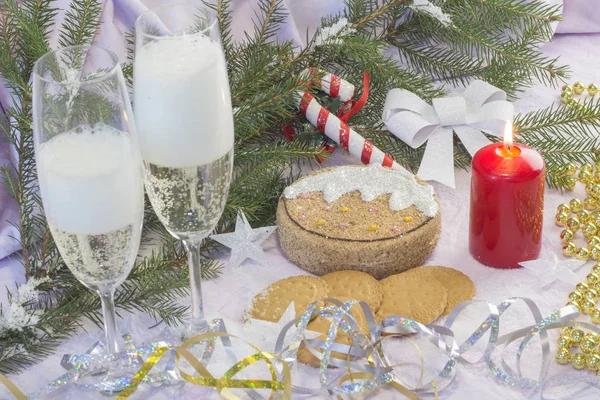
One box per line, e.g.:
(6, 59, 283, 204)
(283, 164, 438, 217)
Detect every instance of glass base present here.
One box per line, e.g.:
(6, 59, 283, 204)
(73, 355, 134, 394)
(182, 318, 209, 341)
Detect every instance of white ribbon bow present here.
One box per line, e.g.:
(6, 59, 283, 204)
(382, 80, 514, 188)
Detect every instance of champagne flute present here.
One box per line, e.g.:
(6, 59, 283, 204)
(134, 5, 234, 336)
(33, 46, 144, 378)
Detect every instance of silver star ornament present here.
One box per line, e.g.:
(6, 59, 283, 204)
(210, 212, 276, 268)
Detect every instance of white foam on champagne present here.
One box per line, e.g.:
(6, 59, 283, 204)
(134, 35, 234, 168)
(37, 125, 144, 235)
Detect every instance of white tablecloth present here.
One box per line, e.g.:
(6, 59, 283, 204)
(2, 28, 600, 400)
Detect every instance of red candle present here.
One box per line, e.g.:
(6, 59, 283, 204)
(469, 123, 545, 268)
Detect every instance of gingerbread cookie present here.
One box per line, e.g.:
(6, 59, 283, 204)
(247, 276, 329, 322)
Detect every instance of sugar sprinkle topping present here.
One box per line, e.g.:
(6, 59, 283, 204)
(283, 164, 438, 217)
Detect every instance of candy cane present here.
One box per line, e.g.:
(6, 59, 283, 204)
(305, 69, 355, 102)
(298, 92, 401, 169)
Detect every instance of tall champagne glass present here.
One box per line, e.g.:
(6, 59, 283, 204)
(33, 46, 144, 368)
(134, 5, 234, 336)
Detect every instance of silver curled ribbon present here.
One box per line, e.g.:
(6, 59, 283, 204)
(8, 297, 600, 399)
(24, 333, 177, 398)
(382, 79, 514, 188)
(275, 297, 600, 399)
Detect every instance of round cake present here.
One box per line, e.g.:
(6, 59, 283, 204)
(276, 164, 441, 279)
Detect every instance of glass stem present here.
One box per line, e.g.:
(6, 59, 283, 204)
(99, 286, 121, 355)
(185, 239, 209, 334)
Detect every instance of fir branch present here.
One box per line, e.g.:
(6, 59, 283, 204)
(351, 0, 408, 30)
(21, 0, 58, 42)
(234, 66, 303, 122)
(391, 3, 569, 91)
(205, 0, 234, 62)
(448, 0, 561, 38)
(249, 0, 286, 46)
(4, 0, 53, 68)
(0, 7, 27, 93)
(225, 151, 301, 227)
(120, 31, 135, 88)
(514, 100, 600, 189)
(515, 101, 600, 139)
(390, 36, 483, 85)
(233, 140, 324, 167)
(0, 327, 74, 374)
(58, 0, 102, 48)
(443, 21, 566, 86)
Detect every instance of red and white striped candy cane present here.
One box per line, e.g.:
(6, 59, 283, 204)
(305, 69, 355, 102)
(298, 92, 401, 169)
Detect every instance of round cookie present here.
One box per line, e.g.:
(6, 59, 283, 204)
(322, 270, 383, 312)
(403, 266, 475, 316)
(276, 165, 442, 279)
(376, 273, 447, 324)
(247, 276, 329, 322)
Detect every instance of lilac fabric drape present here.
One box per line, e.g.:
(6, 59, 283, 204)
(558, 0, 600, 33)
(0, 0, 597, 260)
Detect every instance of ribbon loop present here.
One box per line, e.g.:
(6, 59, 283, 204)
(338, 72, 370, 123)
(382, 79, 514, 188)
(432, 97, 467, 126)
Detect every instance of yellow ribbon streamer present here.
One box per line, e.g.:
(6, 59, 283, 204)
(0, 373, 27, 400)
(117, 331, 291, 400)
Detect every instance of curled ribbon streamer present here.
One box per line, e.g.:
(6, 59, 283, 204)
(336, 372, 421, 400)
(362, 335, 440, 399)
(275, 298, 594, 398)
(0, 374, 26, 400)
(3, 299, 600, 399)
(276, 298, 419, 397)
(117, 331, 291, 400)
(382, 80, 514, 188)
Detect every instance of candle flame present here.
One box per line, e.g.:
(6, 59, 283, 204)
(504, 121, 513, 151)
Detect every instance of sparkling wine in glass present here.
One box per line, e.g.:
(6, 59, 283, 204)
(134, 5, 234, 336)
(33, 46, 144, 381)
